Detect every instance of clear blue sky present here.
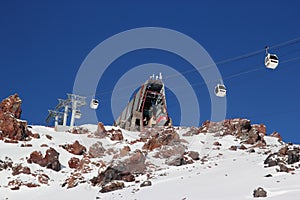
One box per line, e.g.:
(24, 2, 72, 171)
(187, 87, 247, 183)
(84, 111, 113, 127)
(1, 1, 300, 143)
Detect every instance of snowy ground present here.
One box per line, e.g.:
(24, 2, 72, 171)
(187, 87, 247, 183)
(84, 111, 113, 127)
(0, 124, 299, 200)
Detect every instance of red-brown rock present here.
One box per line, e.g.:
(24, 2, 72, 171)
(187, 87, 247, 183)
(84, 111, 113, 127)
(27, 148, 61, 171)
(99, 181, 124, 193)
(119, 146, 131, 157)
(142, 127, 181, 151)
(61, 140, 87, 155)
(213, 141, 222, 146)
(40, 144, 49, 147)
(89, 141, 106, 158)
(270, 131, 282, 142)
(12, 164, 31, 176)
(68, 157, 80, 169)
(94, 122, 107, 138)
(0, 93, 22, 119)
(38, 174, 49, 184)
(109, 129, 124, 141)
(0, 94, 32, 142)
(229, 146, 238, 151)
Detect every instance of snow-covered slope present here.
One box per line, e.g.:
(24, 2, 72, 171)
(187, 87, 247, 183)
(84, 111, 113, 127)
(0, 123, 300, 200)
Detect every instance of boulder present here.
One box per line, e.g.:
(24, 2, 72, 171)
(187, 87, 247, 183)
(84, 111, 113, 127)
(68, 157, 80, 169)
(61, 140, 86, 155)
(12, 164, 31, 176)
(27, 148, 61, 171)
(287, 150, 300, 164)
(140, 180, 152, 187)
(253, 187, 267, 198)
(0, 94, 32, 141)
(94, 122, 107, 138)
(187, 151, 200, 160)
(91, 167, 135, 187)
(165, 155, 187, 166)
(270, 131, 282, 142)
(108, 129, 123, 141)
(0, 93, 22, 118)
(142, 128, 181, 151)
(99, 182, 124, 193)
(89, 141, 106, 158)
(37, 174, 49, 184)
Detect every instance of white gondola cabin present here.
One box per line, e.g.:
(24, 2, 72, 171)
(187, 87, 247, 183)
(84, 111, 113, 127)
(74, 110, 82, 119)
(90, 99, 99, 109)
(265, 53, 279, 69)
(265, 46, 279, 70)
(215, 84, 227, 97)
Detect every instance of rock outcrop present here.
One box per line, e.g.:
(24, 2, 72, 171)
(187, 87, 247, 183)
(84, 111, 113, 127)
(264, 144, 300, 172)
(61, 140, 87, 155)
(0, 94, 32, 142)
(89, 141, 106, 158)
(99, 182, 125, 193)
(186, 119, 267, 146)
(27, 148, 61, 171)
(90, 167, 135, 187)
(253, 187, 267, 198)
(94, 122, 123, 141)
(141, 127, 181, 151)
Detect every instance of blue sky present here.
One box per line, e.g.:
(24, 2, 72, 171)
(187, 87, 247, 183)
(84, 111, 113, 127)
(1, 1, 300, 143)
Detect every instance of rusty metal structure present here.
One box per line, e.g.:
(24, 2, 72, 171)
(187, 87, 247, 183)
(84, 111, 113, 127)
(114, 73, 171, 131)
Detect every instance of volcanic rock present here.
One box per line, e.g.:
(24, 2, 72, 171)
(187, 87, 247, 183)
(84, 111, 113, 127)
(91, 167, 135, 187)
(187, 151, 200, 160)
(89, 141, 106, 158)
(27, 148, 61, 171)
(253, 187, 267, 198)
(0, 93, 22, 118)
(0, 94, 32, 141)
(287, 149, 300, 164)
(270, 131, 283, 142)
(68, 157, 80, 169)
(165, 155, 187, 166)
(12, 164, 31, 176)
(38, 174, 50, 184)
(99, 182, 124, 193)
(94, 122, 107, 138)
(140, 180, 152, 187)
(61, 140, 86, 155)
(142, 127, 181, 151)
(108, 129, 123, 141)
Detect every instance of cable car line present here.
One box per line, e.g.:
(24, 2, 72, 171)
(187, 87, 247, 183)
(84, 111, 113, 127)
(84, 35, 300, 103)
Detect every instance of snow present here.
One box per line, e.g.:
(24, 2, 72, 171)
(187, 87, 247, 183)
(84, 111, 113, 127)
(1, 125, 300, 200)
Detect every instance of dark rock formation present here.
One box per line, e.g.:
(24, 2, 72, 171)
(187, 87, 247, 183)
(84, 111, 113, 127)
(287, 149, 300, 164)
(37, 174, 49, 184)
(0, 94, 33, 142)
(91, 167, 135, 187)
(270, 131, 282, 142)
(61, 140, 86, 155)
(0, 93, 22, 118)
(187, 151, 200, 160)
(140, 180, 152, 187)
(0, 157, 13, 171)
(68, 157, 80, 169)
(94, 122, 123, 141)
(27, 148, 61, 171)
(99, 182, 125, 193)
(253, 187, 267, 198)
(191, 119, 267, 146)
(142, 127, 181, 151)
(89, 141, 106, 158)
(165, 156, 187, 166)
(94, 122, 107, 138)
(12, 164, 31, 176)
